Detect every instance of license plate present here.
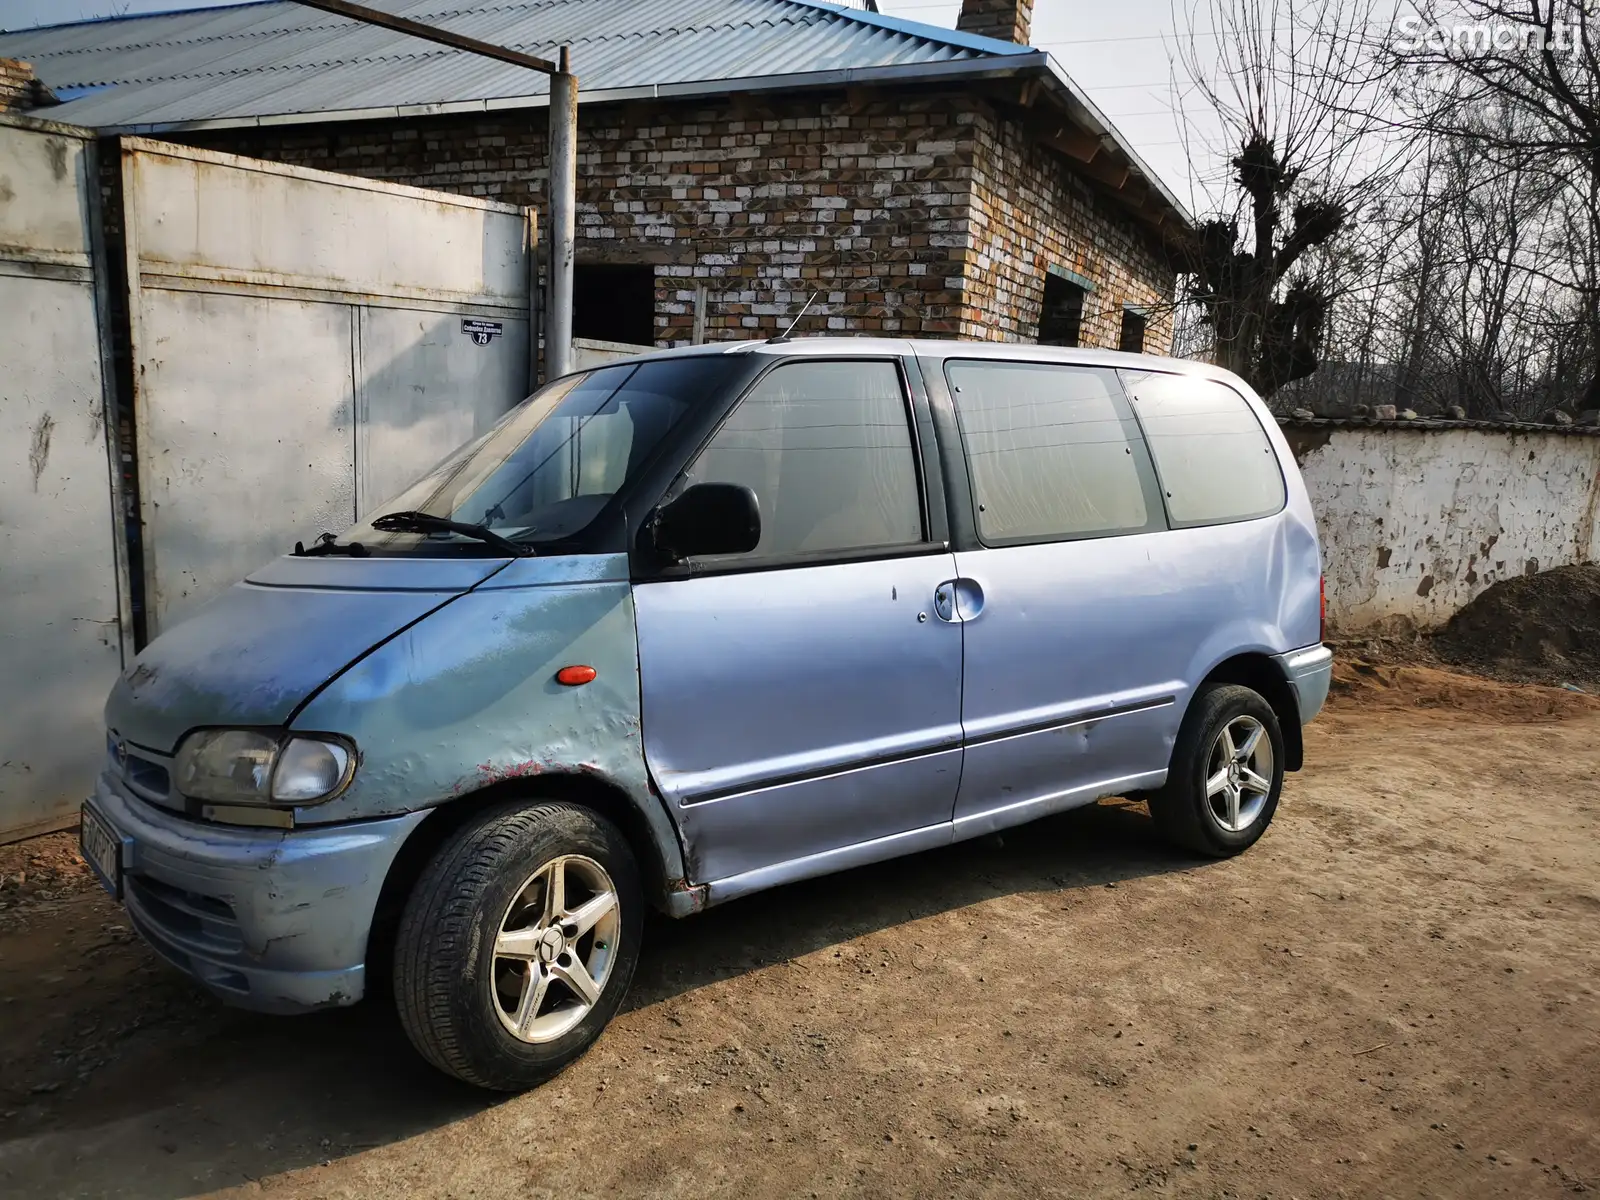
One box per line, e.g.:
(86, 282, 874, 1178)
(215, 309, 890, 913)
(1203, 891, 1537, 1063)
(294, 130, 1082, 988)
(80, 803, 123, 900)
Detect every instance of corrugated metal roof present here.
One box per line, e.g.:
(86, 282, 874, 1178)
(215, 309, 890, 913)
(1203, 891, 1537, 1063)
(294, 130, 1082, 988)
(1, 0, 1026, 129)
(2, 0, 1193, 231)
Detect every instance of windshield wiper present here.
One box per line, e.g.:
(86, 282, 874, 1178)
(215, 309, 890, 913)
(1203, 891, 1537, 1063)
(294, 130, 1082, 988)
(294, 532, 368, 558)
(369, 510, 534, 557)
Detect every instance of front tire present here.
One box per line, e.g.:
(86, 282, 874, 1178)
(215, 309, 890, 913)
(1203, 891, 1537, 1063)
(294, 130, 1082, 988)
(1149, 683, 1285, 857)
(393, 801, 643, 1091)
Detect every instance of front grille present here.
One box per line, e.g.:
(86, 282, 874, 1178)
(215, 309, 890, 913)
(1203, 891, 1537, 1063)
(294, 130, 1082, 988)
(124, 753, 170, 801)
(125, 873, 245, 960)
(106, 732, 176, 807)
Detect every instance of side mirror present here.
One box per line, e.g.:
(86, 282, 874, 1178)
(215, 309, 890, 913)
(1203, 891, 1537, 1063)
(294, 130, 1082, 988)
(651, 483, 761, 560)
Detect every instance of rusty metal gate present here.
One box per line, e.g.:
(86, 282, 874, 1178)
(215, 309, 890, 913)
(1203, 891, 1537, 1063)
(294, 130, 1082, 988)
(118, 139, 534, 637)
(1, 126, 536, 842)
(0, 116, 127, 842)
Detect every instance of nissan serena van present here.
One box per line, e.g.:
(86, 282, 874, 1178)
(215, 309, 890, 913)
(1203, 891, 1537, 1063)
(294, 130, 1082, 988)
(82, 339, 1332, 1090)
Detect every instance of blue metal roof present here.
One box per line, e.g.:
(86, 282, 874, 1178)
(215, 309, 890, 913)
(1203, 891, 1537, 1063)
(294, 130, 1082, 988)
(0, 0, 1032, 130)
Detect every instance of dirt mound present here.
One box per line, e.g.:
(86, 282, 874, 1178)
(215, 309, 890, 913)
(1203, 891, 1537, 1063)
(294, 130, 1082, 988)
(1433, 563, 1600, 691)
(1327, 658, 1600, 723)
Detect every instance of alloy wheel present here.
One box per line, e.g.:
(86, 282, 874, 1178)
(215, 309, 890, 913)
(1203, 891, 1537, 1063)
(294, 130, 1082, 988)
(1205, 714, 1274, 832)
(491, 854, 621, 1043)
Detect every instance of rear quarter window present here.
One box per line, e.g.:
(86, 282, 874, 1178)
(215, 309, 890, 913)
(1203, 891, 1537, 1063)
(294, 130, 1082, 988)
(1121, 372, 1287, 527)
(945, 360, 1164, 545)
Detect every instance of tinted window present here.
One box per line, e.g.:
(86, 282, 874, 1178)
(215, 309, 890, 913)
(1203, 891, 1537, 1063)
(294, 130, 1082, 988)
(946, 361, 1162, 544)
(1122, 372, 1286, 526)
(682, 360, 923, 560)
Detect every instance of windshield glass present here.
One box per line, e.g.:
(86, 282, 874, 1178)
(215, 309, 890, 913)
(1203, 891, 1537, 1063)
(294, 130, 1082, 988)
(343, 355, 740, 554)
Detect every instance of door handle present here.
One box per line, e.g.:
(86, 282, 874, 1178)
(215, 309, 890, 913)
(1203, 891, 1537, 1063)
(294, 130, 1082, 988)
(934, 578, 985, 623)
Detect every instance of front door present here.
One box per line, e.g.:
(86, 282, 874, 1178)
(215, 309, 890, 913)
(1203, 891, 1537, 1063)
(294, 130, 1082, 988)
(937, 359, 1180, 837)
(633, 358, 962, 890)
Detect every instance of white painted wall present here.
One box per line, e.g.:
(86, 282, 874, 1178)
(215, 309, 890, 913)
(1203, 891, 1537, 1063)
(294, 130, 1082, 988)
(1286, 425, 1600, 632)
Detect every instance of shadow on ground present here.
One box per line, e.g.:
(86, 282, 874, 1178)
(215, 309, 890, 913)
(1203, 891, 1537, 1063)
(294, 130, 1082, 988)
(628, 799, 1192, 1008)
(0, 799, 1197, 1198)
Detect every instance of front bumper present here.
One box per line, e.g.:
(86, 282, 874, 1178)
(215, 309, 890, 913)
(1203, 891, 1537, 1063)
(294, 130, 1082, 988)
(1277, 644, 1334, 724)
(87, 772, 426, 1014)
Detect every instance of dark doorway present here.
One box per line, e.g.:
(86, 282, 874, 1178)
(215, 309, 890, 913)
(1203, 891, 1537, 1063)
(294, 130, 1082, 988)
(573, 264, 655, 346)
(1119, 308, 1147, 353)
(1038, 273, 1086, 347)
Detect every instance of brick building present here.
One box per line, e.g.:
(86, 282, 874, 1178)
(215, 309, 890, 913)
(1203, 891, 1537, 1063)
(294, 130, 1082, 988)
(0, 58, 53, 112)
(2, 0, 1192, 352)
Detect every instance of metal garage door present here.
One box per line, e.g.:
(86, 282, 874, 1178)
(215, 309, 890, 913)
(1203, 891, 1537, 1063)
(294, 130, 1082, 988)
(119, 139, 533, 635)
(0, 116, 126, 841)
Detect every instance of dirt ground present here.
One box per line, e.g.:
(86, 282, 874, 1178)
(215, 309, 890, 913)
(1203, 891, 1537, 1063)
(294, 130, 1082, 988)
(1, 662, 1597, 1200)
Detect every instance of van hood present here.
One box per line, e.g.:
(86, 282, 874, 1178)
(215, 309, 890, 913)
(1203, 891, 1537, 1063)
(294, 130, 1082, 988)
(105, 556, 510, 753)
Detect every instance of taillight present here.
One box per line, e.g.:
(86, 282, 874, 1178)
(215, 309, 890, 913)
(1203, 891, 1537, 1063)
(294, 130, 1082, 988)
(1320, 574, 1327, 643)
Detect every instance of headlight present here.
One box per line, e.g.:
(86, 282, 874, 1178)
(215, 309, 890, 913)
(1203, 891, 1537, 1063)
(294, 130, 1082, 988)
(174, 730, 354, 806)
(273, 737, 352, 802)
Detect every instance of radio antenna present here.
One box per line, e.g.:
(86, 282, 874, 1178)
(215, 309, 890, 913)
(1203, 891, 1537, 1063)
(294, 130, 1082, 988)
(769, 292, 820, 344)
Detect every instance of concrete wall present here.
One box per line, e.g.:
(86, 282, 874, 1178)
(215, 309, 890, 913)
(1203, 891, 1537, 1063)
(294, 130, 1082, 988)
(1284, 424, 1600, 632)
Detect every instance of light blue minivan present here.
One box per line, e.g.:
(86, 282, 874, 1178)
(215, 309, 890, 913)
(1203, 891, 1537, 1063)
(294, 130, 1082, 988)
(81, 339, 1332, 1090)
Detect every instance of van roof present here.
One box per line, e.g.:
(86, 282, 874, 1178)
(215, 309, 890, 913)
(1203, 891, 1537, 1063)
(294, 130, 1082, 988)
(613, 338, 1243, 388)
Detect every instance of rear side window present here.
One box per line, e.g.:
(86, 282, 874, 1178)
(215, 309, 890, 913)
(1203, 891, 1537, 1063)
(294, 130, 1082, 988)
(682, 359, 924, 560)
(945, 361, 1163, 545)
(1122, 372, 1286, 527)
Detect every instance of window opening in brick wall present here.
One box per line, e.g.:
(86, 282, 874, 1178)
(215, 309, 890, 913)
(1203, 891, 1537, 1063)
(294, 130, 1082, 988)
(1039, 273, 1086, 347)
(573, 264, 655, 347)
(1119, 308, 1147, 354)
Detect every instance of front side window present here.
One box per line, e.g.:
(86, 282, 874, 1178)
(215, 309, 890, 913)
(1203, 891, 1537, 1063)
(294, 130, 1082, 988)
(346, 356, 742, 554)
(946, 361, 1163, 545)
(680, 360, 924, 561)
(1122, 371, 1286, 527)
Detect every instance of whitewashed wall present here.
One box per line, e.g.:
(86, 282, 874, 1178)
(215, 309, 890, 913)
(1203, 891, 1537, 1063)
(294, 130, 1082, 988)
(1284, 423, 1600, 632)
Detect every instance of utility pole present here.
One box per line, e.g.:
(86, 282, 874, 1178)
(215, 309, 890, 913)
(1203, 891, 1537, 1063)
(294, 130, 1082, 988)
(291, 0, 576, 382)
(546, 47, 577, 380)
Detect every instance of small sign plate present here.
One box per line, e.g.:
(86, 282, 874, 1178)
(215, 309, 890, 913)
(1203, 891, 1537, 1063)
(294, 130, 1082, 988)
(462, 319, 504, 347)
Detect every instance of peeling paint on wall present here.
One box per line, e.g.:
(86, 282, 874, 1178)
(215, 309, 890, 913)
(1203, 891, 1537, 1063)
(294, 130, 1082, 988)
(1295, 427, 1600, 632)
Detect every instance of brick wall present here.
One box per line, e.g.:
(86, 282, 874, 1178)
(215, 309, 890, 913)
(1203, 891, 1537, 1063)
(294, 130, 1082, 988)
(956, 0, 1033, 45)
(0, 58, 40, 111)
(184, 86, 1173, 351)
(965, 106, 1176, 352)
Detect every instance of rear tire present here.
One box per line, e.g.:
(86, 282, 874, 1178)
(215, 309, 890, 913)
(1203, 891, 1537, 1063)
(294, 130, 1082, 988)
(1149, 683, 1285, 857)
(393, 800, 643, 1091)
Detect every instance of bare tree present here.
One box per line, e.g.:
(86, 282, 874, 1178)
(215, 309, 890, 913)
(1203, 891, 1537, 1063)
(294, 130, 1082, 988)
(1385, 0, 1600, 408)
(1170, 0, 1404, 395)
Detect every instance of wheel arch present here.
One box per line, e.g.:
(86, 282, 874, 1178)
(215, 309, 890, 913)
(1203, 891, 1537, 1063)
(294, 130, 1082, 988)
(366, 773, 701, 993)
(1198, 653, 1303, 771)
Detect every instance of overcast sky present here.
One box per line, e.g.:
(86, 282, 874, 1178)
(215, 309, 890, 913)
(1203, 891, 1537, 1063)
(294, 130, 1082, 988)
(0, 0, 1223, 208)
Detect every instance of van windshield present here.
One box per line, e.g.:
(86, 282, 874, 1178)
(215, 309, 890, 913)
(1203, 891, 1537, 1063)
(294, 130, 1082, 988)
(342, 356, 740, 555)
